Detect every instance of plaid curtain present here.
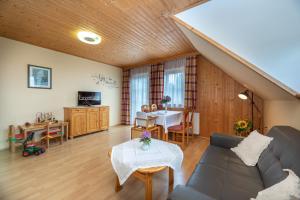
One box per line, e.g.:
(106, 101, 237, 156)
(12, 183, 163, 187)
(150, 63, 164, 106)
(121, 69, 130, 125)
(185, 55, 197, 109)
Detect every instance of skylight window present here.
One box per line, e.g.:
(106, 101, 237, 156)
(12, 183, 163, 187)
(175, 0, 300, 93)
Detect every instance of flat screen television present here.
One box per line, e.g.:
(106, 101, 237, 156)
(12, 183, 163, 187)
(78, 91, 101, 106)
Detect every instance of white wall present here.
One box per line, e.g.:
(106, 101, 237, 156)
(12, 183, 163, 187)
(176, 0, 300, 93)
(264, 100, 300, 132)
(0, 37, 122, 150)
(176, 22, 294, 100)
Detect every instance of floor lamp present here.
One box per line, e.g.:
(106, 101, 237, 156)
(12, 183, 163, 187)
(238, 90, 261, 131)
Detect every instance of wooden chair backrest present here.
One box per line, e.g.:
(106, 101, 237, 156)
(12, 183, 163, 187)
(189, 108, 195, 123)
(182, 108, 190, 127)
(151, 104, 158, 112)
(141, 105, 150, 113)
(134, 116, 157, 128)
(46, 122, 64, 135)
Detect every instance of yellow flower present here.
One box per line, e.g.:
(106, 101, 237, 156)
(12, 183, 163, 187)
(238, 120, 248, 129)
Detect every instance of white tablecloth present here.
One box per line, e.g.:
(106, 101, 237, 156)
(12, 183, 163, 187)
(111, 139, 183, 185)
(136, 110, 182, 133)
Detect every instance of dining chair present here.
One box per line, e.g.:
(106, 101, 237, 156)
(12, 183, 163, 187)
(141, 105, 150, 113)
(187, 109, 195, 143)
(131, 114, 160, 140)
(167, 108, 190, 148)
(151, 104, 158, 112)
(41, 122, 64, 148)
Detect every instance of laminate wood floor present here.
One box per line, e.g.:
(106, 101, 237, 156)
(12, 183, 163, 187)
(0, 126, 209, 200)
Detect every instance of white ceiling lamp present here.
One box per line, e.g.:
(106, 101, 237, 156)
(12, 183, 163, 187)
(77, 31, 101, 45)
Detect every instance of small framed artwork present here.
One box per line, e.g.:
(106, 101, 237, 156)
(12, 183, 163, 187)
(28, 64, 52, 89)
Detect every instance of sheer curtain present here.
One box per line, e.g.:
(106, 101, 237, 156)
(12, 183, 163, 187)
(164, 58, 186, 108)
(130, 66, 150, 124)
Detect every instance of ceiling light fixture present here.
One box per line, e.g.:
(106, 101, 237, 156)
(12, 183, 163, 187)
(77, 31, 101, 45)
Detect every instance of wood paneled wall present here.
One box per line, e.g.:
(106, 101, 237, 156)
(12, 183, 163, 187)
(196, 55, 264, 137)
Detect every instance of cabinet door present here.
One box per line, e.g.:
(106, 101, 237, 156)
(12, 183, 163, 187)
(71, 110, 87, 136)
(87, 108, 100, 133)
(99, 107, 109, 130)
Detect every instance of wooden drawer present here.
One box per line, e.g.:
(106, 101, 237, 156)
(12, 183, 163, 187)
(87, 108, 99, 112)
(71, 109, 86, 113)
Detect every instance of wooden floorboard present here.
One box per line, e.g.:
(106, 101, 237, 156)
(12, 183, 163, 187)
(0, 125, 209, 200)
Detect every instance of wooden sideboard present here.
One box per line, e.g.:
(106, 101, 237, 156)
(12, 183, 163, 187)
(64, 106, 109, 138)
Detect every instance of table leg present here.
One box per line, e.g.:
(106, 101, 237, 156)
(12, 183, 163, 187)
(115, 175, 123, 192)
(145, 173, 152, 200)
(168, 167, 174, 193)
(65, 124, 69, 141)
(24, 130, 28, 141)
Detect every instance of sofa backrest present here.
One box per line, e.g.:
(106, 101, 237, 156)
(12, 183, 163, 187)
(257, 126, 300, 188)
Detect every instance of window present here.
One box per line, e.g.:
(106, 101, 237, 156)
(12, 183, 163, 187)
(130, 66, 150, 124)
(164, 58, 186, 108)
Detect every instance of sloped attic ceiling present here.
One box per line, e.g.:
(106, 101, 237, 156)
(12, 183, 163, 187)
(174, 0, 300, 100)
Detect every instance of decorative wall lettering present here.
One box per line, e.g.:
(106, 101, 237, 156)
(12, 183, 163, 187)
(91, 74, 119, 88)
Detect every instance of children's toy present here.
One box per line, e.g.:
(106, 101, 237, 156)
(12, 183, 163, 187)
(8, 125, 25, 153)
(22, 132, 45, 157)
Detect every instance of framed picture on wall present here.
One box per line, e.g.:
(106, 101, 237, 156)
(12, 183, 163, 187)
(28, 64, 52, 89)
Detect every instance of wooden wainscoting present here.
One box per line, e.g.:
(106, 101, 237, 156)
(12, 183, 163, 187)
(196, 55, 264, 137)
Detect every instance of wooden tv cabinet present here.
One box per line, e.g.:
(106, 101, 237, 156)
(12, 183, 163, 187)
(64, 106, 109, 139)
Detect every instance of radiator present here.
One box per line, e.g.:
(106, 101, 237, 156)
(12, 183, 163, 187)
(192, 112, 200, 135)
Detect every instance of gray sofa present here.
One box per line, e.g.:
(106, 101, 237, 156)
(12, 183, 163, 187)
(168, 126, 300, 200)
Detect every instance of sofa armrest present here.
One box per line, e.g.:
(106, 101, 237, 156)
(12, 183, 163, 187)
(167, 185, 216, 200)
(210, 133, 243, 149)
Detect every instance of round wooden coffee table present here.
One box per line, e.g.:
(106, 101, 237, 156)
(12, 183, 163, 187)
(108, 150, 174, 200)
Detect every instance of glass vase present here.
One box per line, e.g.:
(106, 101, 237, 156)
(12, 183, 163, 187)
(141, 143, 150, 151)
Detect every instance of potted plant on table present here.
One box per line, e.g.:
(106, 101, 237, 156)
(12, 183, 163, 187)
(140, 131, 151, 151)
(234, 119, 252, 136)
(161, 96, 171, 113)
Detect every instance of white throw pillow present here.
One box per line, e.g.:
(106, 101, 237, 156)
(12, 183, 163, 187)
(251, 169, 300, 200)
(231, 130, 273, 166)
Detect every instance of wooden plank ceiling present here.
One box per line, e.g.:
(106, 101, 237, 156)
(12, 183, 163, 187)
(0, 0, 202, 67)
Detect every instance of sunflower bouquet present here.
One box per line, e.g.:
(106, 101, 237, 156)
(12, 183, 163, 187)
(234, 120, 252, 136)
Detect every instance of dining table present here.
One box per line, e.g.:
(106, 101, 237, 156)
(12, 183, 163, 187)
(136, 110, 182, 141)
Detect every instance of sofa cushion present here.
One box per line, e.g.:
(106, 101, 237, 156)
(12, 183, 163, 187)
(258, 126, 300, 188)
(187, 146, 264, 200)
(231, 130, 273, 166)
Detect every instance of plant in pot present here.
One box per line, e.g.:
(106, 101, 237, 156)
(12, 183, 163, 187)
(234, 120, 252, 136)
(161, 96, 171, 113)
(140, 131, 151, 151)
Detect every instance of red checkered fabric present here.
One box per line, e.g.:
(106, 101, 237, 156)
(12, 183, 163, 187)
(121, 69, 131, 125)
(185, 56, 197, 109)
(150, 63, 164, 106)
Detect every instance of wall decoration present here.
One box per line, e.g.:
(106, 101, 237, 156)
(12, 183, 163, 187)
(28, 65, 52, 89)
(91, 73, 119, 88)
